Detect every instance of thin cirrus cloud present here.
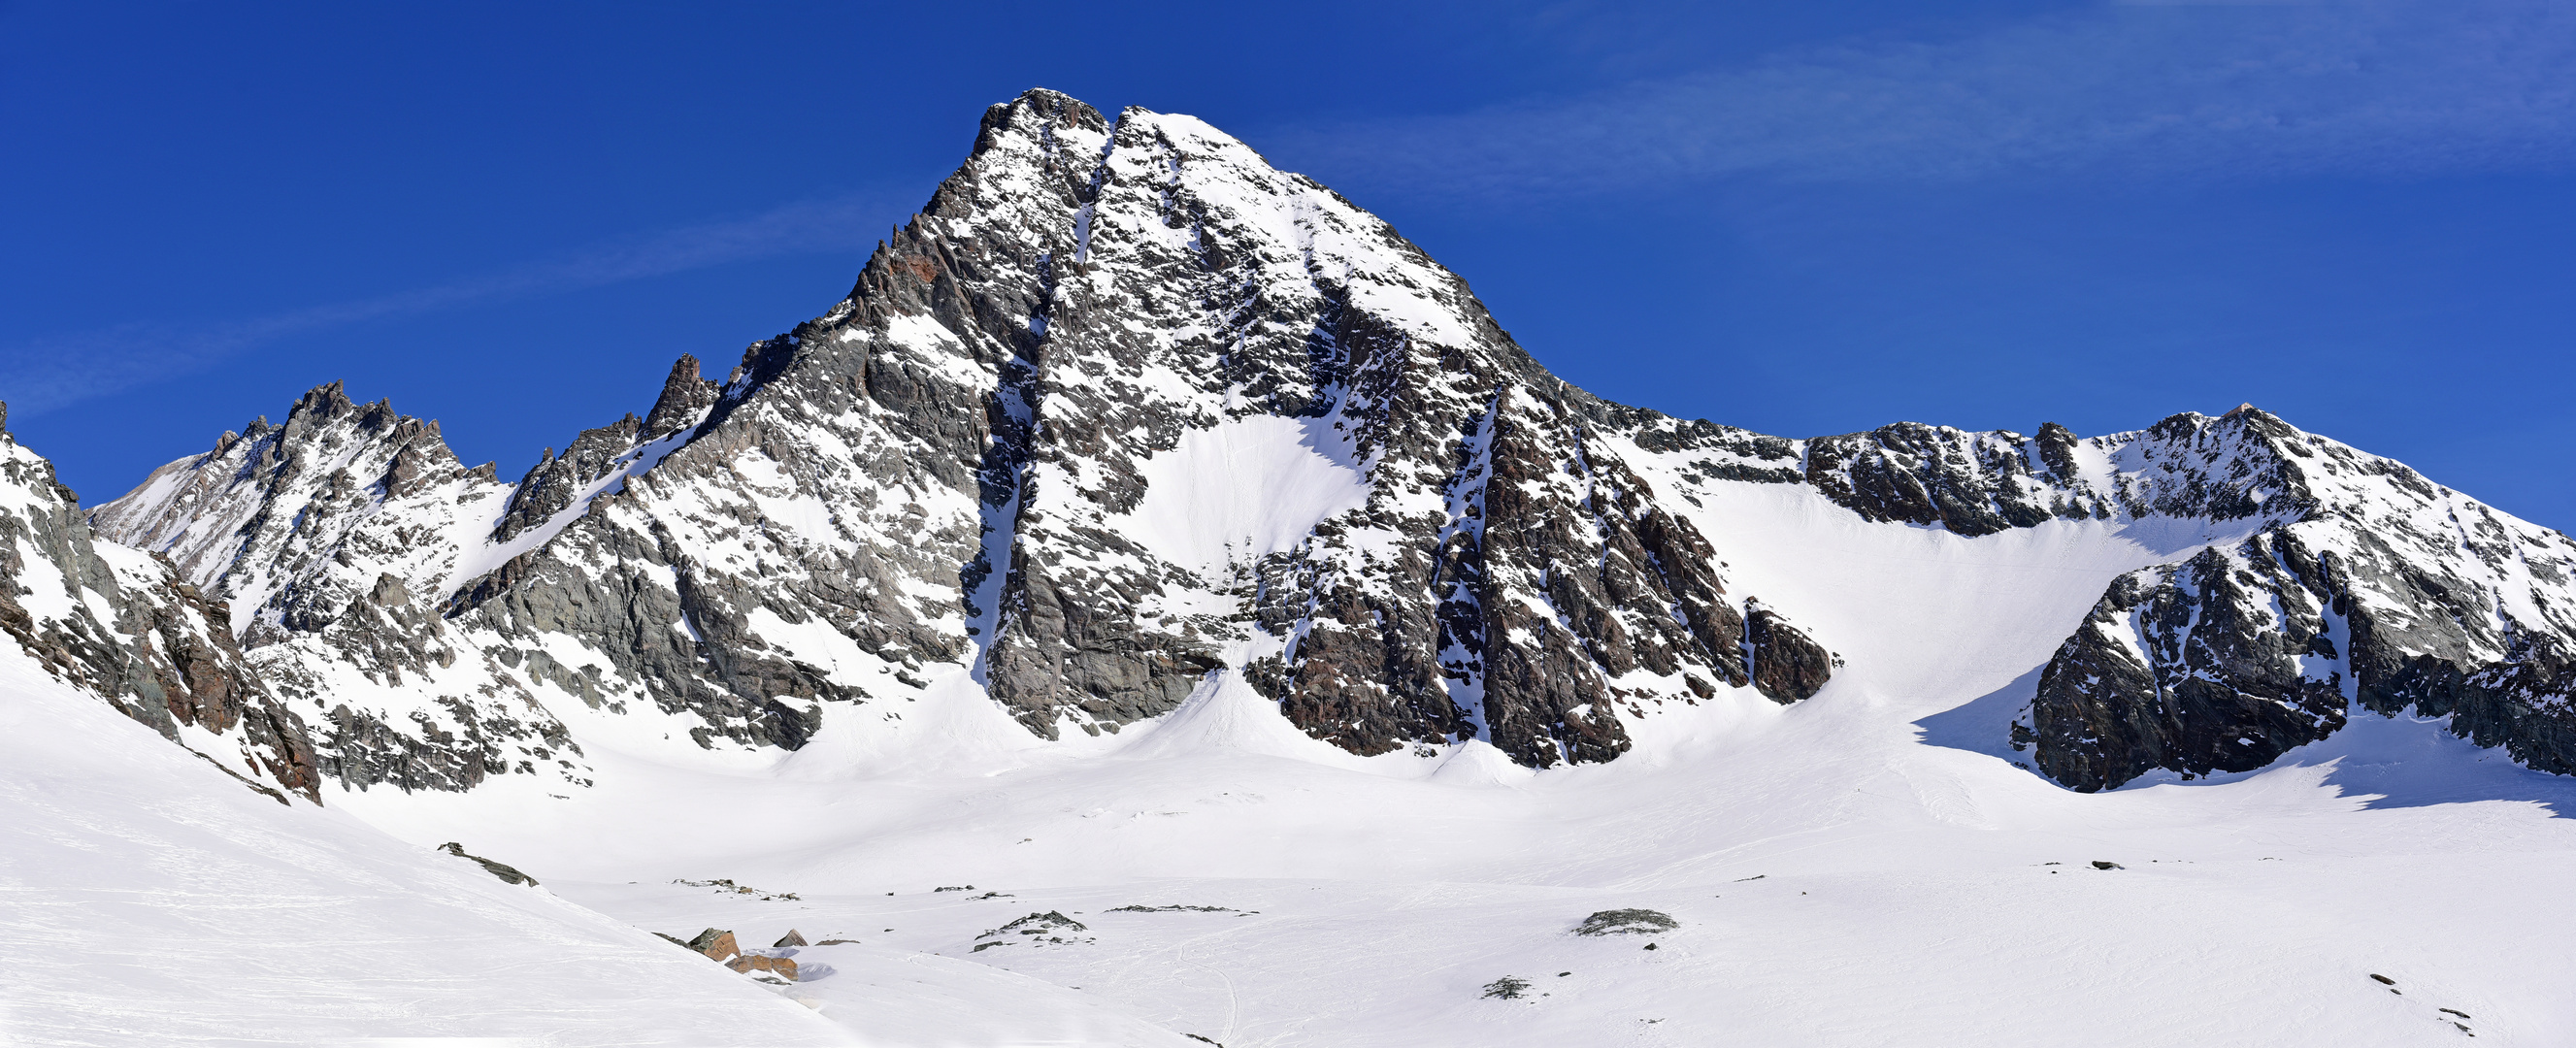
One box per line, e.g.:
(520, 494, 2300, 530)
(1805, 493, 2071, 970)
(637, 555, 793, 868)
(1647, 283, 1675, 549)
(1274, 0, 2576, 199)
(0, 192, 903, 416)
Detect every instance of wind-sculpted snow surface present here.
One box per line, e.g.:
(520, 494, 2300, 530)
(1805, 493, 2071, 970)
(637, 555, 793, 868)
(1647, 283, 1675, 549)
(80, 88, 2576, 801)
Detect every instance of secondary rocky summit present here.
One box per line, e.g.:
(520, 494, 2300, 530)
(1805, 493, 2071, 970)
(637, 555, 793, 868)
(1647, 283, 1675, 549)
(61, 89, 2576, 798)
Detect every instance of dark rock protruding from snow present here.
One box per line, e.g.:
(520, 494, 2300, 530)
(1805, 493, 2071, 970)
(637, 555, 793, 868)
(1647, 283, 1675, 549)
(493, 413, 644, 543)
(86, 384, 583, 794)
(2011, 408, 2576, 790)
(2025, 545, 2350, 791)
(438, 841, 538, 886)
(0, 423, 318, 802)
(1745, 602, 1833, 704)
(1573, 909, 1679, 935)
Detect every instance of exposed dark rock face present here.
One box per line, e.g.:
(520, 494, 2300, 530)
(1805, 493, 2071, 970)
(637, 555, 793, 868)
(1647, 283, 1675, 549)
(1573, 909, 1679, 935)
(86, 383, 584, 794)
(1744, 602, 1833, 704)
(0, 417, 317, 802)
(1804, 423, 2064, 537)
(883, 93, 1809, 765)
(493, 413, 644, 543)
(643, 355, 720, 438)
(2023, 542, 2349, 791)
(2006, 409, 2576, 790)
(1791, 409, 2312, 537)
(1458, 387, 1766, 765)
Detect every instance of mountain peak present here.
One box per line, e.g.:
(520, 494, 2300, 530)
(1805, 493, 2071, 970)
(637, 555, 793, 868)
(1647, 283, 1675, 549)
(64, 88, 2576, 801)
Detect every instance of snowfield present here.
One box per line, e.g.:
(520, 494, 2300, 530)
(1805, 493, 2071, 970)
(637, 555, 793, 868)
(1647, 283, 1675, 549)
(284, 480, 2574, 1046)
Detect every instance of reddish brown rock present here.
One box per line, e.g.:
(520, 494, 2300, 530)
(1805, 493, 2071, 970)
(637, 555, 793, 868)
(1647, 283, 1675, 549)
(683, 928, 739, 962)
(727, 954, 799, 980)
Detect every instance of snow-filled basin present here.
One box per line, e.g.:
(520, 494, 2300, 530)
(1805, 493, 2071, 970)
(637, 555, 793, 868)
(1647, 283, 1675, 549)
(1122, 414, 1371, 575)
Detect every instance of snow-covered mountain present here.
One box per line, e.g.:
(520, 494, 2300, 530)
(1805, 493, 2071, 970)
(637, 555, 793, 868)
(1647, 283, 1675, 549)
(83, 89, 2576, 801)
(18, 86, 2576, 1045)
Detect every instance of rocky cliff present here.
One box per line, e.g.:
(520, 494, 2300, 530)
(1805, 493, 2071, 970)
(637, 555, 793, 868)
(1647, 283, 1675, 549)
(0, 407, 316, 802)
(2007, 408, 2576, 790)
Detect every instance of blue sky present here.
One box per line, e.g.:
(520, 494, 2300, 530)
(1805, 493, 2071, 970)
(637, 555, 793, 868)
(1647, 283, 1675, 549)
(6, 1, 2573, 528)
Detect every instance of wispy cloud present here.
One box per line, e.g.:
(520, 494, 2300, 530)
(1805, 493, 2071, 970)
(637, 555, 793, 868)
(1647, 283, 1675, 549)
(0, 192, 906, 414)
(1274, 0, 2576, 198)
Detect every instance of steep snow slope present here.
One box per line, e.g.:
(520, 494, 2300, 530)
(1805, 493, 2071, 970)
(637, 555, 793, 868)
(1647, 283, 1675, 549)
(0, 652, 859, 1046)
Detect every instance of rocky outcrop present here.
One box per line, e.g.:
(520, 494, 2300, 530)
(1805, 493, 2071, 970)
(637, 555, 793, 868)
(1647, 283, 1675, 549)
(86, 384, 589, 794)
(0, 413, 318, 802)
(1574, 909, 1679, 936)
(1617, 398, 2576, 789)
(438, 841, 538, 886)
(682, 929, 740, 963)
(1744, 602, 1833, 704)
(2008, 409, 2576, 790)
(87, 382, 489, 635)
(492, 414, 645, 543)
(2021, 542, 2350, 791)
(642, 355, 720, 439)
(728, 954, 799, 979)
